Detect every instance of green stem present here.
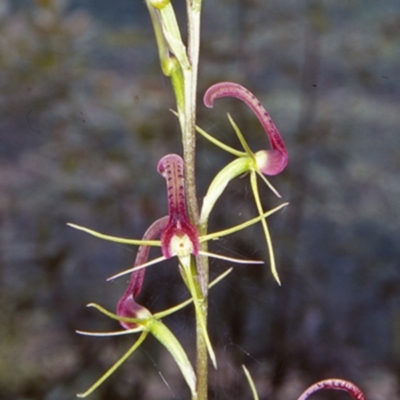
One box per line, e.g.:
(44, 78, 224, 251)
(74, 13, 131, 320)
(150, 0, 207, 396)
(183, 2, 208, 400)
(195, 248, 209, 400)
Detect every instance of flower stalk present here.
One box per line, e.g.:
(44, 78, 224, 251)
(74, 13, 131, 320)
(146, 0, 208, 397)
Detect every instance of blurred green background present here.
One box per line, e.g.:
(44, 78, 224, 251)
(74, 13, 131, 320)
(0, 0, 399, 399)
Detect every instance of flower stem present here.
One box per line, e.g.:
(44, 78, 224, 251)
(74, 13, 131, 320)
(183, 2, 209, 400)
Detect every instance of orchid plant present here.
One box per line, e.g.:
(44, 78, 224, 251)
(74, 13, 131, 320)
(69, 0, 367, 399)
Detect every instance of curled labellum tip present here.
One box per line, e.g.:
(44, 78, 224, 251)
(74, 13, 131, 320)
(297, 379, 366, 400)
(116, 247, 152, 329)
(204, 81, 288, 175)
(117, 293, 152, 330)
(116, 217, 168, 329)
(117, 263, 147, 329)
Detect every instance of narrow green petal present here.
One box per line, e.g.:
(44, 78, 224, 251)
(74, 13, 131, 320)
(76, 331, 148, 398)
(256, 170, 281, 198)
(200, 202, 288, 242)
(227, 113, 255, 159)
(106, 256, 167, 281)
(242, 365, 260, 400)
(250, 172, 281, 285)
(195, 124, 245, 157)
(76, 328, 143, 337)
(199, 250, 263, 265)
(67, 223, 160, 247)
(154, 268, 233, 319)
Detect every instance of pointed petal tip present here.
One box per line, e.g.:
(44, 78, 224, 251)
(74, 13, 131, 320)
(273, 273, 282, 286)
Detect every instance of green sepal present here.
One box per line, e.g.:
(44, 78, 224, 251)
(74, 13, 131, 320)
(147, 318, 197, 398)
(67, 223, 160, 247)
(226, 113, 255, 160)
(200, 156, 252, 224)
(200, 202, 288, 243)
(195, 123, 245, 158)
(250, 172, 281, 285)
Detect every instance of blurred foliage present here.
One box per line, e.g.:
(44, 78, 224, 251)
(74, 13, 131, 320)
(0, 0, 400, 399)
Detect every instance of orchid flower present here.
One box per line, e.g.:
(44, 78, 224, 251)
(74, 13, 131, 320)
(69, 154, 288, 370)
(197, 82, 288, 285)
(242, 373, 366, 400)
(297, 379, 366, 400)
(68, 154, 285, 277)
(76, 268, 233, 398)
